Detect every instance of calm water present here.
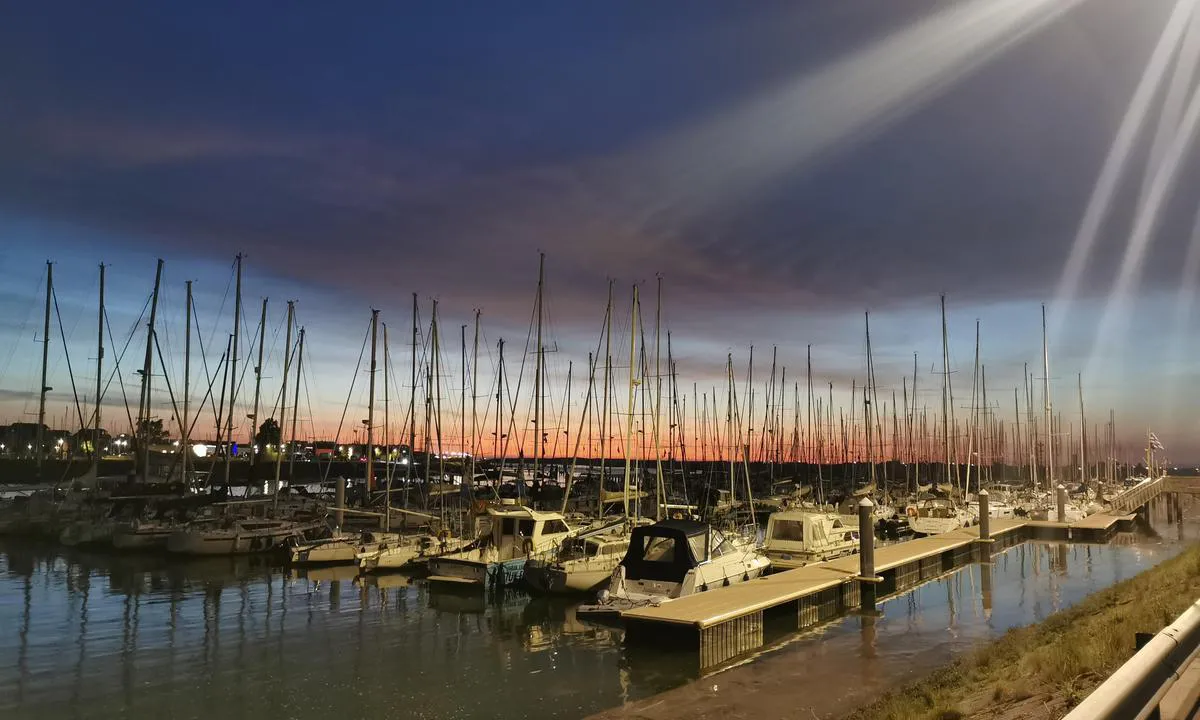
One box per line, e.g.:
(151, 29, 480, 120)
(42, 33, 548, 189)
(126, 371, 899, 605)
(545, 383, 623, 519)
(1, 497, 1194, 720)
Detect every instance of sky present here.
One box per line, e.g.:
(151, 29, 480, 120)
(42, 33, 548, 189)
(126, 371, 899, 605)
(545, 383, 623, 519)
(3, 0, 1200, 463)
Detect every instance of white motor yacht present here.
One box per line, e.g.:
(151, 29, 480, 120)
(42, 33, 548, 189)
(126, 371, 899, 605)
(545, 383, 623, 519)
(761, 510, 859, 570)
(580, 519, 771, 616)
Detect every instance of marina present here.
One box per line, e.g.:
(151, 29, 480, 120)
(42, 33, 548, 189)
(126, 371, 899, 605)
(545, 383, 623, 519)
(6, 3, 1200, 717)
(0, 497, 1193, 720)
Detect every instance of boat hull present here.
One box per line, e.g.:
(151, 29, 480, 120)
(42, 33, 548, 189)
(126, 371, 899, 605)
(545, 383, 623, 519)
(290, 540, 359, 564)
(112, 529, 173, 550)
(428, 556, 526, 589)
(167, 525, 312, 555)
(525, 562, 612, 594)
(359, 544, 422, 572)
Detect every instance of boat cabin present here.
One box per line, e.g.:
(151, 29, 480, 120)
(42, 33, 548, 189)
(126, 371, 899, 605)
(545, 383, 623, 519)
(620, 520, 732, 584)
(764, 511, 856, 552)
(485, 504, 574, 560)
(917, 499, 956, 519)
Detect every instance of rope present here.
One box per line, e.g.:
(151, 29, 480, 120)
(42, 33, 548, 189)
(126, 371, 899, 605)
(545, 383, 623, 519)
(51, 287, 87, 431)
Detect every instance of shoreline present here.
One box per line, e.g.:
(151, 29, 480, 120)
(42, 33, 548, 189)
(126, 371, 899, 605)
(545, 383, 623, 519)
(843, 541, 1200, 719)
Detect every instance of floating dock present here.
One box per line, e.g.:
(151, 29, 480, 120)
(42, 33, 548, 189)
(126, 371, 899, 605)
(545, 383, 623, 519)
(622, 512, 1143, 670)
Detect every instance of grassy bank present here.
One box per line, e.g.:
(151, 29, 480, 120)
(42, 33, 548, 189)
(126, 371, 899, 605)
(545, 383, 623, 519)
(845, 543, 1200, 720)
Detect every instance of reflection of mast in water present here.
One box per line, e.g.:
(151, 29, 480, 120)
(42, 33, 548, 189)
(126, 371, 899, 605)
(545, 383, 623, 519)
(202, 585, 221, 675)
(120, 590, 140, 709)
(945, 573, 956, 630)
(17, 573, 30, 705)
(72, 565, 90, 710)
(329, 580, 341, 612)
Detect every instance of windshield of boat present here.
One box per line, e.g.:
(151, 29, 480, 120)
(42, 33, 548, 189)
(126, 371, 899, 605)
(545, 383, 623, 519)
(770, 520, 805, 542)
(709, 530, 735, 558)
(642, 535, 678, 562)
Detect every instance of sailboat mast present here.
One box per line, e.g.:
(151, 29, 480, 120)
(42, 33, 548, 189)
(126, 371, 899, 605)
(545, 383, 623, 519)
(1077, 372, 1086, 493)
(36, 261, 52, 472)
(654, 275, 664, 520)
(288, 327, 304, 478)
(496, 339, 505, 473)
(182, 280, 192, 484)
(274, 300, 294, 511)
(424, 302, 436, 500)
(93, 263, 105, 466)
(470, 310, 480, 497)
(533, 253, 545, 483)
(940, 295, 951, 495)
(865, 312, 875, 488)
(727, 354, 736, 511)
(250, 297, 267, 476)
(460, 323, 467, 489)
(599, 281, 613, 516)
(139, 260, 163, 484)
(383, 322, 391, 529)
(1042, 304, 1054, 490)
(366, 308, 378, 505)
(408, 293, 418, 492)
(225, 254, 242, 485)
(622, 284, 639, 519)
(965, 320, 980, 497)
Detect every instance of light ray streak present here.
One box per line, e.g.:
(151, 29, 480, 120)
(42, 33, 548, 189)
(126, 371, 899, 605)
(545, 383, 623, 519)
(637, 0, 1088, 223)
(1050, 0, 1197, 338)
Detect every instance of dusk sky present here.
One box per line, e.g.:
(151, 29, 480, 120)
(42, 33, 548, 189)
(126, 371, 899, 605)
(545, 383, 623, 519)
(3, 0, 1200, 462)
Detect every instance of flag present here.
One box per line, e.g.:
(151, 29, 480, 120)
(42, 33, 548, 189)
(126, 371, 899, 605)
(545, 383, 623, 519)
(1149, 433, 1164, 451)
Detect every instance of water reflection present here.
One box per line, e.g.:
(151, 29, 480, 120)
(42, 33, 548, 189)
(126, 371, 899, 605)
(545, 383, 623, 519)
(1, 496, 1195, 720)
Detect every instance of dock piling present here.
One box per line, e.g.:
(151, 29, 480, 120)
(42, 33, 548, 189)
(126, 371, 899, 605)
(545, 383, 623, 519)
(978, 489, 991, 542)
(1056, 484, 1067, 524)
(858, 497, 880, 611)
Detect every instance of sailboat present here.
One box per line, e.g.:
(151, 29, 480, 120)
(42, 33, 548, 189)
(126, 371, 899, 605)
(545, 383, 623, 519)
(910, 297, 971, 536)
(167, 513, 322, 555)
(526, 280, 649, 595)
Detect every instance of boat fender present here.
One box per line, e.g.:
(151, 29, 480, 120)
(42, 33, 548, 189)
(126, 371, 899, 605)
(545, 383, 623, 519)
(722, 577, 730, 587)
(742, 572, 749, 582)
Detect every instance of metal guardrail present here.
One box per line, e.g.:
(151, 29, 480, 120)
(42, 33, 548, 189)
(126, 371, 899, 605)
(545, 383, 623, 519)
(1064, 599, 1200, 720)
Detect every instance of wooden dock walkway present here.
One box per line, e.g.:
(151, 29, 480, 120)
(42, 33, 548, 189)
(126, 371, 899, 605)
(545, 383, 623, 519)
(623, 518, 1028, 631)
(622, 512, 1142, 669)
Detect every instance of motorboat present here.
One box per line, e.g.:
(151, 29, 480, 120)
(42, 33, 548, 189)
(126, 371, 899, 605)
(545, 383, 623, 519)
(424, 503, 577, 589)
(579, 519, 770, 615)
(761, 510, 858, 571)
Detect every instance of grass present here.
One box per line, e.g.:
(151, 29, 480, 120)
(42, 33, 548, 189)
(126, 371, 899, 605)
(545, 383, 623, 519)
(843, 543, 1200, 720)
